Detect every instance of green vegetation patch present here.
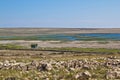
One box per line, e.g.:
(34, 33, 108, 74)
(41, 47, 120, 54)
(0, 44, 25, 49)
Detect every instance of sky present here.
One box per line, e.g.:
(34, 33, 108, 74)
(0, 0, 120, 28)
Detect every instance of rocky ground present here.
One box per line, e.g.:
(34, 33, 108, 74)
(0, 50, 120, 80)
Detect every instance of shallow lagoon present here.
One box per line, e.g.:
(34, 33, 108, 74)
(0, 33, 120, 41)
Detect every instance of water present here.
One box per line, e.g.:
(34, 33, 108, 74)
(0, 33, 120, 41)
(75, 33, 120, 41)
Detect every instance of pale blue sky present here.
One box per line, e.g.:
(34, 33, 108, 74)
(0, 0, 120, 28)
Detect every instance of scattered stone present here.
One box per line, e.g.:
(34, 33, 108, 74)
(5, 77, 16, 80)
(0, 57, 120, 79)
(75, 71, 91, 80)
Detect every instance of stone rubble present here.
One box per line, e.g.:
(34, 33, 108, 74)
(0, 56, 120, 79)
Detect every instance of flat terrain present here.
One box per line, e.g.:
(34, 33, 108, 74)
(0, 40, 120, 49)
(0, 28, 120, 36)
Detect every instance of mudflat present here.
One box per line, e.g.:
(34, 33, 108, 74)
(0, 40, 120, 49)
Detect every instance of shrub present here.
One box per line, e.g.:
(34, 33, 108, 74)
(31, 44, 38, 49)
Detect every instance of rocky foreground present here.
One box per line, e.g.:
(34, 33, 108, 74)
(0, 56, 120, 80)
